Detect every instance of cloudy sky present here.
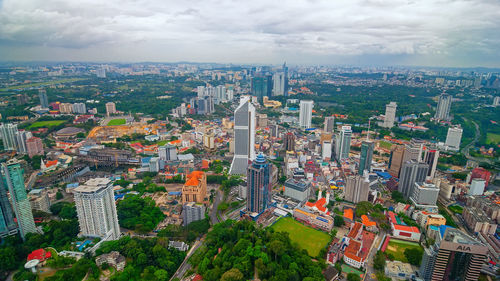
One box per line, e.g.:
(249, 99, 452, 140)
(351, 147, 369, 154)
(1, 0, 499, 67)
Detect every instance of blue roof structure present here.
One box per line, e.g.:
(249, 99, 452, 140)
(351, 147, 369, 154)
(376, 172, 392, 180)
(439, 225, 454, 238)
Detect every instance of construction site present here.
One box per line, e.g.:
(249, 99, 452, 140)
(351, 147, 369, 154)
(87, 123, 160, 141)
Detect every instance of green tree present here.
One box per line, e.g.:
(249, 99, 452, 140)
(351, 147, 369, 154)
(373, 251, 386, 271)
(334, 215, 344, 227)
(347, 273, 361, 281)
(56, 191, 63, 200)
(404, 247, 424, 266)
(221, 268, 244, 281)
(154, 269, 169, 281)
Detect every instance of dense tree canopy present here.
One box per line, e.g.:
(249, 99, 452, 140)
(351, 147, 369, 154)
(117, 195, 165, 233)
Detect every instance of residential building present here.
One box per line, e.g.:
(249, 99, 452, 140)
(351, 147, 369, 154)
(410, 182, 439, 209)
(493, 96, 500, 107)
(462, 207, 497, 235)
(269, 124, 279, 138)
(215, 85, 226, 103)
(466, 196, 500, 223)
(73, 178, 120, 240)
(299, 100, 314, 129)
(344, 174, 370, 203)
(39, 89, 49, 109)
(383, 102, 397, 128)
(72, 103, 87, 114)
(105, 102, 116, 116)
(445, 127, 463, 151)
(435, 93, 452, 121)
(2, 159, 37, 240)
(95, 251, 126, 272)
(246, 154, 271, 214)
(0, 123, 18, 150)
(420, 227, 487, 281)
(15, 130, 32, 154)
(0, 167, 17, 238)
(358, 141, 374, 175)
(59, 103, 73, 114)
(468, 178, 485, 196)
(399, 160, 429, 199)
(335, 126, 352, 160)
(230, 97, 256, 175)
(322, 140, 332, 160)
(158, 145, 177, 161)
(183, 202, 206, 226)
(168, 241, 189, 252)
(27, 137, 44, 158)
(388, 145, 405, 177)
(29, 189, 51, 213)
(284, 132, 295, 151)
(423, 149, 439, 179)
(182, 171, 207, 204)
(324, 116, 335, 133)
(284, 179, 311, 202)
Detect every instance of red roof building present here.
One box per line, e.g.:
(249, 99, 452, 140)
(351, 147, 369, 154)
(27, 249, 52, 262)
(470, 167, 491, 187)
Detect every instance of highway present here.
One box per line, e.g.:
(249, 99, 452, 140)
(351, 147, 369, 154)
(461, 120, 494, 164)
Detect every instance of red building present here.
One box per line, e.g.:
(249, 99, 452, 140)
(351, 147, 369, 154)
(470, 167, 491, 187)
(27, 249, 52, 262)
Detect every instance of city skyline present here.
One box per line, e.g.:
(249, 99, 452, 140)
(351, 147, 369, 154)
(0, 0, 499, 67)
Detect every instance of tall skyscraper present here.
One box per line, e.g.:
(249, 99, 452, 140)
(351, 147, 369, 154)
(0, 169, 17, 238)
(299, 100, 313, 129)
(344, 174, 370, 203)
(38, 89, 49, 109)
(105, 102, 116, 116)
(445, 127, 463, 151)
(383, 102, 397, 128)
(420, 227, 487, 281)
(410, 182, 439, 208)
(272, 72, 285, 96)
(359, 141, 374, 175)
(72, 103, 87, 114)
(73, 178, 120, 240)
(15, 130, 32, 154)
(403, 139, 425, 163)
(0, 123, 19, 150)
(158, 144, 177, 161)
(282, 62, 289, 96)
(423, 149, 439, 179)
(324, 116, 335, 133)
(246, 154, 272, 214)
(435, 93, 452, 121)
(230, 97, 256, 175)
(215, 85, 226, 103)
(284, 132, 295, 151)
(335, 126, 352, 160)
(398, 160, 429, 199)
(322, 140, 332, 160)
(388, 145, 405, 177)
(2, 159, 37, 240)
(251, 76, 267, 101)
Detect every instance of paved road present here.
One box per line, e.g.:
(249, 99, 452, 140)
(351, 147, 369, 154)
(363, 232, 385, 281)
(210, 189, 223, 224)
(462, 120, 494, 164)
(170, 238, 204, 280)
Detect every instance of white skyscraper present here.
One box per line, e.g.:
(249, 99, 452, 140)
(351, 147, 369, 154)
(0, 123, 19, 150)
(445, 127, 463, 151)
(299, 100, 313, 129)
(335, 126, 352, 160)
(72, 103, 87, 114)
(322, 141, 332, 160)
(324, 116, 335, 133)
(383, 102, 397, 128)
(230, 97, 256, 175)
(215, 85, 226, 103)
(272, 72, 285, 96)
(105, 102, 116, 116)
(435, 94, 452, 121)
(493, 96, 500, 107)
(73, 178, 120, 240)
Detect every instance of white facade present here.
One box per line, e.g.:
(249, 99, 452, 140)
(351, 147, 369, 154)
(299, 100, 313, 129)
(230, 97, 256, 175)
(59, 103, 73, 114)
(335, 126, 352, 160)
(105, 102, 116, 116)
(0, 123, 18, 150)
(73, 178, 120, 240)
(322, 141, 332, 160)
(72, 103, 87, 114)
(468, 179, 485, 196)
(445, 127, 462, 151)
(383, 102, 397, 128)
(272, 72, 285, 96)
(435, 94, 452, 121)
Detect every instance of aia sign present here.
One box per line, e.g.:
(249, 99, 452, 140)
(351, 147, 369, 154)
(456, 245, 471, 252)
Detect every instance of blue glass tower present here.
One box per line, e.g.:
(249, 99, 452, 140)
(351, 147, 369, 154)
(246, 154, 271, 214)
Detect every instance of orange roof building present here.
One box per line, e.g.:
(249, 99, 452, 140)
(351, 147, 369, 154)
(343, 208, 354, 221)
(361, 215, 377, 227)
(182, 171, 207, 204)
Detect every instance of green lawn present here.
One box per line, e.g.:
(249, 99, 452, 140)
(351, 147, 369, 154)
(384, 239, 422, 263)
(0, 78, 84, 91)
(341, 264, 364, 279)
(486, 133, 500, 145)
(448, 205, 463, 214)
(107, 119, 126, 126)
(28, 120, 66, 129)
(379, 140, 393, 149)
(156, 140, 169, 146)
(271, 217, 331, 257)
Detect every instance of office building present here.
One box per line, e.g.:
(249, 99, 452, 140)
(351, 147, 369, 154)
(96, 67, 106, 78)
(324, 116, 335, 133)
(322, 140, 332, 160)
(59, 103, 73, 114)
(183, 202, 206, 226)
(468, 179, 485, 196)
(39, 89, 49, 109)
(410, 182, 439, 208)
(403, 139, 425, 163)
(247, 154, 271, 214)
(284, 132, 295, 151)
(335, 126, 352, 160)
(284, 179, 311, 202)
(73, 178, 120, 240)
(2, 160, 37, 240)
(423, 149, 439, 179)
(272, 72, 285, 96)
(493, 96, 500, 107)
(149, 157, 160, 172)
(383, 102, 397, 128)
(435, 93, 452, 121)
(344, 175, 370, 203)
(388, 145, 405, 177)
(269, 124, 279, 138)
(105, 102, 116, 116)
(230, 97, 256, 175)
(0, 168, 17, 238)
(445, 127, 462, 151)
(299, 100, 313, 129)
(399, 160, 429, 199)
(420, 227, 487, 281)
(0, 123, 18, 150)
(72, 103, 87, 114)
(182, 171, 207, 204)
(251, 76, 268, 101)
(29, 189, 51, 213)
(15, 130, 32, 154)
(359, 141, 374, 175)
(158, 145, 177, 161)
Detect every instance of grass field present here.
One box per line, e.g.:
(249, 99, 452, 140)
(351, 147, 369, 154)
(28, 120, 66, 129)
(107, 119, 126, 126)
(486, 133, 500, 145)
(341, 264, 364, 279)
(379, 140, 393, 150)
(0, 78, 84, 91)
(271, 217, 331, 257)
(384, 239, 422, 263)
(448, 205, 463, 214)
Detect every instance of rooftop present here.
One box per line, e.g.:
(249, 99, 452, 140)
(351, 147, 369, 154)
(74, 178, 112, 193)
(442, 227, 483, 245)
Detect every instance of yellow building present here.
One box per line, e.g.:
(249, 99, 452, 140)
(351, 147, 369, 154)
(182, 171, 207, 204)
